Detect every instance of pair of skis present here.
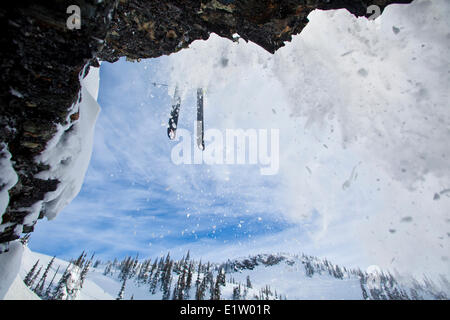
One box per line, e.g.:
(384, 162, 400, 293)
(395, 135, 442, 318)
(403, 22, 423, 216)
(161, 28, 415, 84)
(167, 87, 205, 150)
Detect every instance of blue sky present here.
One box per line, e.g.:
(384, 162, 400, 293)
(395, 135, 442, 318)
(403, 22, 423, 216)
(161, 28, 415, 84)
(28, 57, 301, 262)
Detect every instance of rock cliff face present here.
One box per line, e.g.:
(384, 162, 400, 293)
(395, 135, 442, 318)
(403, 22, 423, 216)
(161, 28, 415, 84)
(0, 0, 412, 248)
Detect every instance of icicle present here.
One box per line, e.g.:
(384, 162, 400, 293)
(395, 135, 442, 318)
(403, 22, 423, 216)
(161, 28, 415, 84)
(167, 86, 181, 140)
(196, 88, 205, 150)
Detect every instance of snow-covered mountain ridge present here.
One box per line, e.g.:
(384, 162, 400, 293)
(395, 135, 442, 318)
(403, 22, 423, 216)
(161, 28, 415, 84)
(6, 248, 448, 300)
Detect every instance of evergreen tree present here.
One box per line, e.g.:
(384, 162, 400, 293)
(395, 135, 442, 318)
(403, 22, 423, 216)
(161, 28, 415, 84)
(242, 286, 248, 300)
(195, 261, 202, 296)
(73, 251, 86, 268)
(360, 277, 369, 300)
(305, 261, 314, 277)
(155, 257, 165, 288)
(93, 260, 101, 268)
(246, 275, 252, 288)
(24, 260, 40, 287)
(79, 254, 93, 288)
(409, 288, 421, 300)
(119, 256, 132, 281)
(53, 263, 72, 300)
(103, 262, 113, 276)
(185, 262, 194, 299)
(162, 275, 172, 300)
(262, 285, 272, 300)
(334, 265, 344, 279)
(117, 279, 126, 300)
(139, 259, 149, 283)
(149, 263, 160, 295)
(196, 276, 207, 300)
(44, 265, 60, 300)
(149, 259, 158, 281)
(369, 287, 386, 300)
(137, 259, 151, 284)
(172, 283, 179, 300)
(390, 287, 403, 300)
(34, 256, 55, 296)
(19, 233, 31, 246)
(217, 267, 226, 286)
(175, 262, 187, 300)
(160, 256, 169, 290)
(132, 254, 139, 275)
(207, 271, 215, 300)
(29, 266, 42, 289)
(162, 261, 173, 300)
(399, 288, 410, 300)
(212, 271, 224, 300)
(232, 284, 241, 300)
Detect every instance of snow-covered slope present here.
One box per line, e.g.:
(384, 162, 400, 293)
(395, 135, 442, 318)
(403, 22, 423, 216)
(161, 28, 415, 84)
(0, 241, 24, 299)
(8, 248, 448, 300)
(222, 255, 363, 300)
(3, 275, 40, 300)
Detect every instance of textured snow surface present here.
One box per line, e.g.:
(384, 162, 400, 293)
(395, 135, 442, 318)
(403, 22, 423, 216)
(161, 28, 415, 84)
(2, 275, 40, 300)
(35, 66, 101, 220)
(0, 147, 17, 216)
(222, 261, 362, 300)
(0, 241, 23, 299)
(0, 146, 19, 244)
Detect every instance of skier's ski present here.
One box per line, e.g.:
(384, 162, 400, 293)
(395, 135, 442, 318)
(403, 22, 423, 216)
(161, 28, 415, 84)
(196, 88, 205, 150)
(167, 86, 181, 140)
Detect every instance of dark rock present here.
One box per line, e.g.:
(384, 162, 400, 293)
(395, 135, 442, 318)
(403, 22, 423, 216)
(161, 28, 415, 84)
(0, 0, 115, 247)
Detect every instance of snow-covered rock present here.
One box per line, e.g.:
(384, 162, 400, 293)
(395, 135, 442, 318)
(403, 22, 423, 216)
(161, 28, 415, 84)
(35, 67, 101, 221)
(0, 67, 101, 297)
